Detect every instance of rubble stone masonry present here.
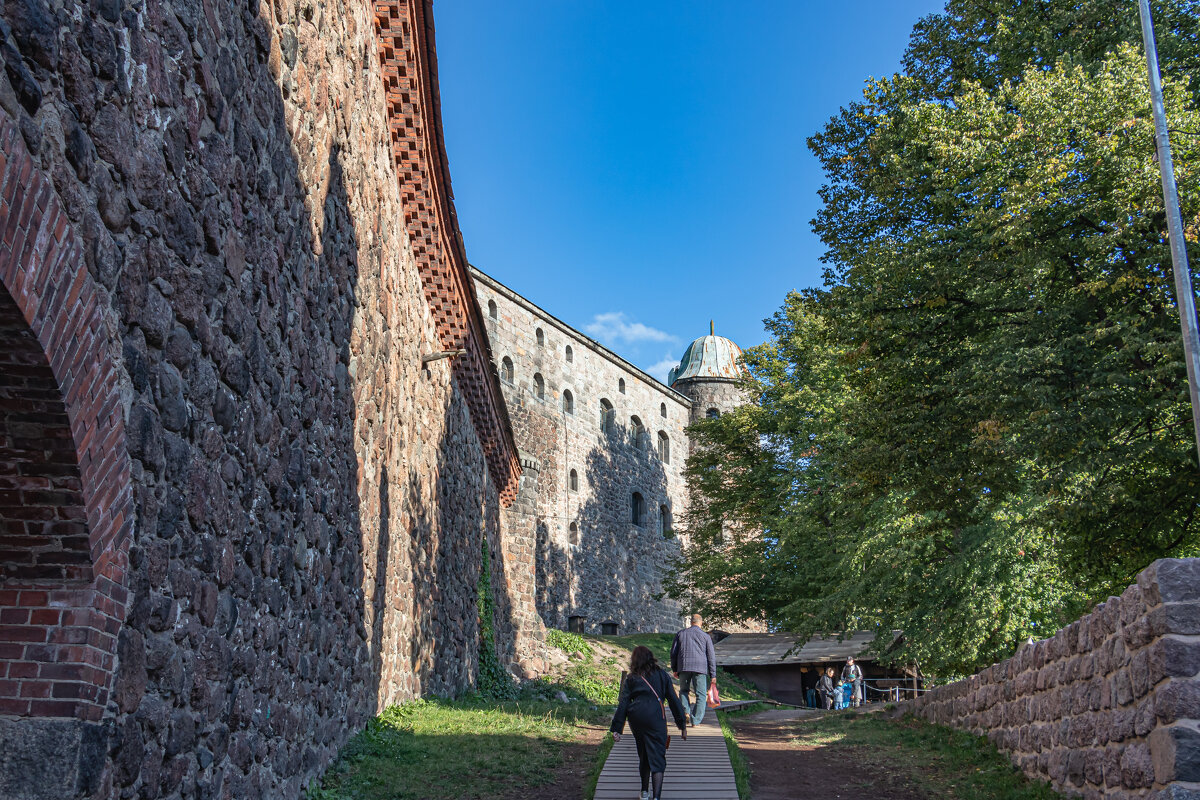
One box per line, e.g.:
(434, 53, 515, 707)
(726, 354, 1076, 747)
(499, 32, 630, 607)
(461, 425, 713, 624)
(909, 558, 1200, 799)
(0, 0, 531, 798)
(473, 268, 692, 635)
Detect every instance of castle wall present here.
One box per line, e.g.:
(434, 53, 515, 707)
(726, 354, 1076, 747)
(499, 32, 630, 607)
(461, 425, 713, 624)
(0, 1, 524, 798)
(473, 269, 691, 635)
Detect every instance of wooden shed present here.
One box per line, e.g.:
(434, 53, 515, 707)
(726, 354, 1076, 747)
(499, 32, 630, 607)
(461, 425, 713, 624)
(714, 631, 915, 706)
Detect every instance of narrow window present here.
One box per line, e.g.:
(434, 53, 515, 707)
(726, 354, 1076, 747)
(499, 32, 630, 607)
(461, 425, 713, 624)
(632, 492, 645, 526)
(565, 345, 574, 363)
(619, 378, 626, 394)
(600, 398, 614, 434)
(563, 389, 574, 415)
(569, 522, 579, 546)
(631, 416, 646, 451)
(536, 327, 545, 347)
(488, 299, 497, 320)
(569, 469, 579, 492)
(658, 431, 670, 464)
(660, 402, 667, 418)
(534, 373, 545, 400)
(501, 357, 514, 384)
(706, 408, 720, 419)
(659, 505, 672, 537)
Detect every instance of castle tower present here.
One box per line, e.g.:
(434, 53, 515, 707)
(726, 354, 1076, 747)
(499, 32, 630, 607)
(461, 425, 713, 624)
(668, 321, 746, 427)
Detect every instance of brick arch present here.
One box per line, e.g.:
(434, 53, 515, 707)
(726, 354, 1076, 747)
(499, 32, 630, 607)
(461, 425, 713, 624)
(0, 111, 133, 721)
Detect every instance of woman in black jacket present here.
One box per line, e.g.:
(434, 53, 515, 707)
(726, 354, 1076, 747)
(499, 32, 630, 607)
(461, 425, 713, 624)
(610, 645, 688, 800)
(818, 666, 837, 710)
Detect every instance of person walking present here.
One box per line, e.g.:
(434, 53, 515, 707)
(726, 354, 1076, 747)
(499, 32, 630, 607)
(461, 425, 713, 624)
(841, 657, 864, 708)
(611, 645, 688, 800)
(817, 666, 837, 710)
(670, 613, 716, 727)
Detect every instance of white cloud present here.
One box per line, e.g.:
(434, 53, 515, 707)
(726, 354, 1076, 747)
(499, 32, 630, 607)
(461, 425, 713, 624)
(585, 312, 677, 347)
(647, 354, 680, 384)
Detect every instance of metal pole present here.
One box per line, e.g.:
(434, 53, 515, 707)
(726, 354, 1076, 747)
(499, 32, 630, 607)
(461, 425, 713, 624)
(1138, 0, 1200, 461)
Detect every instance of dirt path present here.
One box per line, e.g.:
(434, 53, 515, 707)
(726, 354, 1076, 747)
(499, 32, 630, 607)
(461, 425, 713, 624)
(729, 709, 926, 800)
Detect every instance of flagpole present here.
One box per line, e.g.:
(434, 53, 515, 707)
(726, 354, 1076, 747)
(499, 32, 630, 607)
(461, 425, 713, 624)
(1137, 0, 1200, 461)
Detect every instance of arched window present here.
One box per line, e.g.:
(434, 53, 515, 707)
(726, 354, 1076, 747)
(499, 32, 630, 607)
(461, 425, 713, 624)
(569, 469, 579, 492)
(659, 505, 672, 537)
(569, 521, 579, 546)
(563, 389, 574, 415)
(631, 416, 646, 451)
(600, 398, 614, 434)
(706, 408, 720, 419)
(658, 431, 670, 463)
(566, 345, 573, 363)
(488, 299, 497, 320)
(619, 378, 626, 394)
(534, 373, 545, 400)
(536, 327, 545, 347)
(631, 492, 645, 526)
(660, 402, 667, 418)
(501, 357, 514, 384)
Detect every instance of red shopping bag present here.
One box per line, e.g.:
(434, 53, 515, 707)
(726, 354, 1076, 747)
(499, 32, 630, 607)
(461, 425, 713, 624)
(706, 682, 721, 709)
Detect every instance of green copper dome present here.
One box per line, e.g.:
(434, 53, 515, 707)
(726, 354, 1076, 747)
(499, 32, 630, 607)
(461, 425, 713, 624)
(668, 322, 744, 386)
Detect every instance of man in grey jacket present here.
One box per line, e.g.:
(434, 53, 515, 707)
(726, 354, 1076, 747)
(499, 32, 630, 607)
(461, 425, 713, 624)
(670, 614, 716, 726)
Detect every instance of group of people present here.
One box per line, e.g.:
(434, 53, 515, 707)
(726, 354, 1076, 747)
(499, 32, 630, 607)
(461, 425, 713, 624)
(811, 658, 863, 710)
(608, 614, 716, 800)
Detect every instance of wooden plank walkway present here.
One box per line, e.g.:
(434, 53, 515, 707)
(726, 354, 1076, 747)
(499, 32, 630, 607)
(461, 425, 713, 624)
(594, 713, 738, 800)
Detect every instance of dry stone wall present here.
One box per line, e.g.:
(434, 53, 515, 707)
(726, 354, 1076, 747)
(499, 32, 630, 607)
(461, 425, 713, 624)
(474, 269, 692, 635)
(909, 558, 1200, 799)
(0, 0, 526, 798)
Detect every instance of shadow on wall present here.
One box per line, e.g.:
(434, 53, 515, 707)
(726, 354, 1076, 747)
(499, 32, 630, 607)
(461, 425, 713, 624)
(536, 420, 678, 635)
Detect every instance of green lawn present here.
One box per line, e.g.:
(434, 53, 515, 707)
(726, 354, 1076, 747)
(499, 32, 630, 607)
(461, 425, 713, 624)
(782, 712, 1062, 800)
(306, 696, 603, 800)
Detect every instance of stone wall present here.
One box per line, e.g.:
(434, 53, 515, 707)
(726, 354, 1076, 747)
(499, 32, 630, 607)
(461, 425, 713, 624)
(674, 376, 744, 427)
(473, 268, 692, 635)
(0, 1, 529, 799)
(909, 558, 1200, 799)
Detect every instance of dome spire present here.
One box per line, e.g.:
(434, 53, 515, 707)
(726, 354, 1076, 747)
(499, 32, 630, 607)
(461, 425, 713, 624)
(668, 325, 745, 386)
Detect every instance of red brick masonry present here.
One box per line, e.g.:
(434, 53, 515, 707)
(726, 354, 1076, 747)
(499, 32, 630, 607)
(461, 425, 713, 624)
(0, 109, 133, 722)
(373, 0, 521, 506)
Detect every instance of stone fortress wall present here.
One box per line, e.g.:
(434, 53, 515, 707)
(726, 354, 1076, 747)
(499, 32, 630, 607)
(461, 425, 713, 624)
(472, 267, 692, 635)
(675, 375, 745, 427)
(0, 0, 541, 798)
(908, 558, 1200, 799)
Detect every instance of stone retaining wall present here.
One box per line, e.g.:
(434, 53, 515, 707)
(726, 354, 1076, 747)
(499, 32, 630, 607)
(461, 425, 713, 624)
(909, 558, 1200, 799)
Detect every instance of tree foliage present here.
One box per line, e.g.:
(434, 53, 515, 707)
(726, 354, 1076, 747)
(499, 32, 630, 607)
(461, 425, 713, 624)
(668, 0, 1200, 677)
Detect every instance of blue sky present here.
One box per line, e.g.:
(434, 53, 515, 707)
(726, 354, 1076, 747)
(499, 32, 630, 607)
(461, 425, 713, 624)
(436, 1, 946, 381)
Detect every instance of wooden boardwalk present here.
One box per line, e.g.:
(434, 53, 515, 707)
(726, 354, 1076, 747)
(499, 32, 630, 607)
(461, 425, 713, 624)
(594, 712, 739, 800)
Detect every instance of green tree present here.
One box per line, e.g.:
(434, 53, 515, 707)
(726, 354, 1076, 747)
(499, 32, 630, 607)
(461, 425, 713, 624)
(669, 2, 1200, 677)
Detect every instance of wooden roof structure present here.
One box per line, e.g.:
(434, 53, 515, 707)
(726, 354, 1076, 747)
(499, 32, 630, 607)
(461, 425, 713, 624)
(714, 631, 901, 667)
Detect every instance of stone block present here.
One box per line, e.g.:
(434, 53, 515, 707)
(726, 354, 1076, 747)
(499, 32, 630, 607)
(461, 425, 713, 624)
(1150, 725, 1200, 784)
(0, 717, 106, 799)
(1142, 559, 1200, 605)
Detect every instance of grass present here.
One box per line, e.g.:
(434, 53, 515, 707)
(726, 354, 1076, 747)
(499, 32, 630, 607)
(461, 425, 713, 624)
(785, 712, 1063, 799)
(583, 727, 614, 800)
(718, 709, 753, 800)
(306, 695, 601, 800)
